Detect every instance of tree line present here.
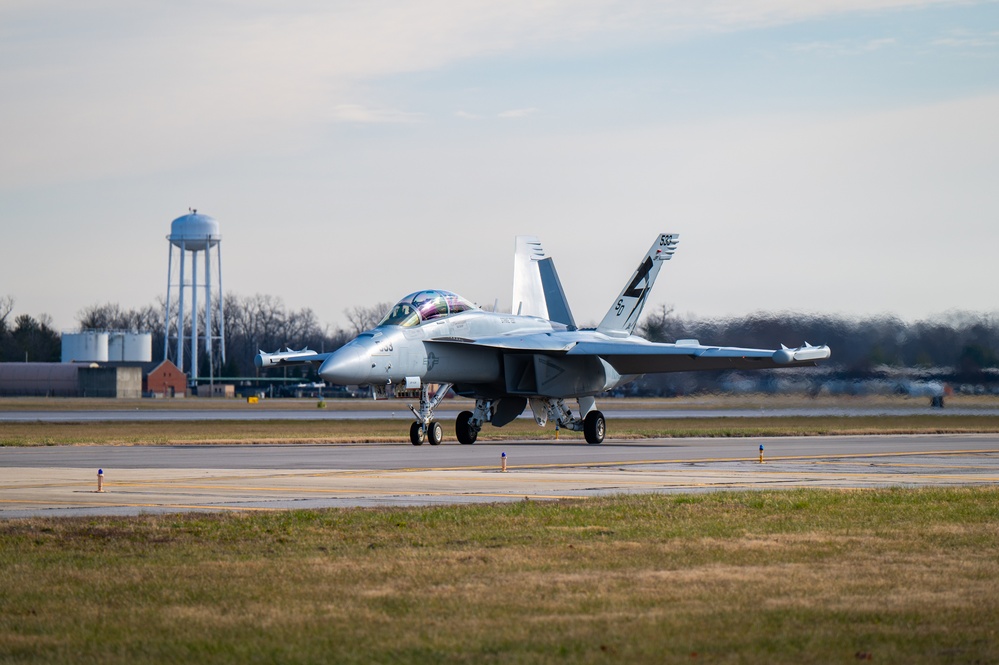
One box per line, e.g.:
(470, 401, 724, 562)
(4, 293, 998, 387)
(637, 305, 999, 395)
(0, 296, 61, 363)
(74, 294, 390, 378)
(639, 305, 999, 376)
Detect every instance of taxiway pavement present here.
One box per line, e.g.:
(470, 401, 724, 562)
(2, 434, 997, 517)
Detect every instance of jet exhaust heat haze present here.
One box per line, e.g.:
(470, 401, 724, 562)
(256, 234, 831, 445)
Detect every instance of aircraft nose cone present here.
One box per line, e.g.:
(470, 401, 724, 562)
(319, 345, 368, 385)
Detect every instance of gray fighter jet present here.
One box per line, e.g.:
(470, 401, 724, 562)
(256, 234, 830, 445)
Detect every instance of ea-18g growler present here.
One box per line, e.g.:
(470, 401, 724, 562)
(256, 234, 830, 445)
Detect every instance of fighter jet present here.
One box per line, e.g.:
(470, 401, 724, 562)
(255, 234, 830, 445)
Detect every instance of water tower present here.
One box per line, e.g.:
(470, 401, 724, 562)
(164, 210, 225, 382)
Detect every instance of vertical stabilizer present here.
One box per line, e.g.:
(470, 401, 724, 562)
(512, 236, 577, 328)
(512, 236, 547, 318)
(596, 233, 679, 336)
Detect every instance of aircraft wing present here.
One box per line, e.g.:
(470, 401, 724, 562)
(427, 335, 578, 353)
(427, 336, 829, 374)
(565, 340, 830, 374)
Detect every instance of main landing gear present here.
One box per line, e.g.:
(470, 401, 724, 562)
(408, 383, 452, 446)
(455, 397, 606, 445)
(582, 410, 606, 444)
(409, 388, 606, 445)
(528, 397, 606, 444)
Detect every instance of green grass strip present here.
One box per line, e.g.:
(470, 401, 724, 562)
(4, 415, 999, 446)
(2, 488, 997, 663)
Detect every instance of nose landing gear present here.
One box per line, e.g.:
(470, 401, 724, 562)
(410, 420, 443, 445)
(408, 383, 452, 445)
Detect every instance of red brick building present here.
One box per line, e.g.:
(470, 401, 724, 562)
(145, 360, 187, 397)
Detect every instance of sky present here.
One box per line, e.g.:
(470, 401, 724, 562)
(2, 0, 998, 334)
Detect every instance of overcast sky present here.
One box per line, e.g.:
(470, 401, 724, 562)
(2, 0, 997, 334)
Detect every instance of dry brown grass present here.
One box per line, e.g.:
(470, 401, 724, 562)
(2, 489, 997, 663)
(3, 413, 999, 446)
(2, 393, 998, 412)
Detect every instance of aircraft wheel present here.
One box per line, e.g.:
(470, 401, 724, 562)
(455, 411, 478, 445)
(583, 410, 605, 444)
(410, 422, 424, 446)
(427, 421, 444, 446)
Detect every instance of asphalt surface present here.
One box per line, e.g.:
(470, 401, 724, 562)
(2, 433, 997, 518)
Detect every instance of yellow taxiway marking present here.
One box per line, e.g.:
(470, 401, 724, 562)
(75, 479, 592, 500)
(0, 498, 277, 511)
(381, 449, 999, 473)
(813, 461, 994, 470)
(53, 469, 999, 497)
(0, 492, 586, 507)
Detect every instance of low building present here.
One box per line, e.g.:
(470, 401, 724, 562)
(78, 366, 142, 399)
(145, 360, 188, 398)
(0, 363, 86, 397)
(196, 383, 235, 398)
(0, 363, 145, 398)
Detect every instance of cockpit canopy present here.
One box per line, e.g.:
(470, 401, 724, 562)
(378, 290, 478, 328)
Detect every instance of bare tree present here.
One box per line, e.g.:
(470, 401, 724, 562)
(638, 304, 676, 342)
(76, 302, 162, 332)
(345, 302, 391, 335)
(77, 302, 124, 330)
(0, 295, 15, 334)
(219, 293, 350, 376)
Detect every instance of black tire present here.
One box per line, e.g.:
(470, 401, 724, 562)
(455, 411, 478, 445)
(583, 410, 605, 444)
(410, 422, 424, 446)
(427, 421, 443, 446)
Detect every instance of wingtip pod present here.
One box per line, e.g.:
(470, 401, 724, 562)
(254, 347, 319, 368)
(772, 344, 831, 364)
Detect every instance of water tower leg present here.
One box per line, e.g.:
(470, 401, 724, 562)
(217, 243, 226, 365)
(191, 250, 199, 383)
(164, 244, 173, 362)
(177, 243, 186, 374)
(205, 240, 213, 390)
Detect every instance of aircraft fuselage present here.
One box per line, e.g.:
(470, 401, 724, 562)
(318, 309, 566, 388)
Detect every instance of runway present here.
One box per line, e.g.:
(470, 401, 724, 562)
(2, 434, 997, 518)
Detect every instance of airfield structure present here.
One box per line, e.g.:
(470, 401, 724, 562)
(164, 210, 225, 384)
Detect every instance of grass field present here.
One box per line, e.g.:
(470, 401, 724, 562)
(3, 414, 999, 446)
(2, 488, 997, 664)
(4, 394, 999, 446)
(3, 397, 997, 662)
(2, 393, 999, 412)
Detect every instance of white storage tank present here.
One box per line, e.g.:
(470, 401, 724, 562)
(61, 332, 109, 363)
(108, 332, 152, 362)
